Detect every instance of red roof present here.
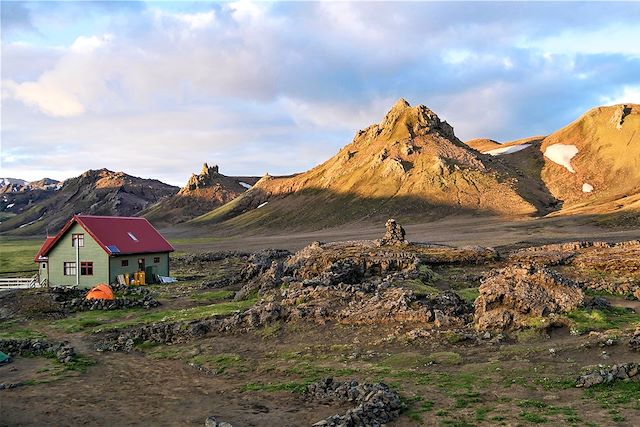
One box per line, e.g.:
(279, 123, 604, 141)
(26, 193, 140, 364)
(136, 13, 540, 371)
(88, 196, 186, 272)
(34, 236, 57, 261)
(38, 215, 174, 260)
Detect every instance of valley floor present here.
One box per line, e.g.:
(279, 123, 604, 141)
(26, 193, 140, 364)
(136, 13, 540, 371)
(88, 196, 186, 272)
(1, 313, 639, 427)
(166, 215, 640, 253)
(1, 222, 639, 426)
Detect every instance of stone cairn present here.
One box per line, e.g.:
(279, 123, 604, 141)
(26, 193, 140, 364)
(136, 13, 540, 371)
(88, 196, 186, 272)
(378, 218, 407, 246)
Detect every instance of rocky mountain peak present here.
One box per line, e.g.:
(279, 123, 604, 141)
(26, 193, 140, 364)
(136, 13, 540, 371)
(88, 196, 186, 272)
(201, 163, 219, 176)
(373, 99, 456, 142)
(181, 163, 224, 193)
(390, 97, 411, 111)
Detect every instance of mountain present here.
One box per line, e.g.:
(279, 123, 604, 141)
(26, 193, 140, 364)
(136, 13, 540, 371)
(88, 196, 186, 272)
(0, 178, 28, 188)
(0, 169, 178, 235)
(0, 178, 62, 223)
(465, 104, 640, 223)
(142, 163, 259, 226)
(0, 177, 60, 194)
(192, 99, 555, 230)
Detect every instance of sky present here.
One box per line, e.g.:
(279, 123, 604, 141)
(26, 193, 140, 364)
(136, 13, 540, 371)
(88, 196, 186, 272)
(2, 1, 640, 186)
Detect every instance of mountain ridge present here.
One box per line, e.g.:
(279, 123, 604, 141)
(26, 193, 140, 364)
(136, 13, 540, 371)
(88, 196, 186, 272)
(0, 168, 178, 234)
(191, 99, 558, 230)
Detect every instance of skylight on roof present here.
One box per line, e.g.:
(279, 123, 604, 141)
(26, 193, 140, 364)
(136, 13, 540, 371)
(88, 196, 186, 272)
(107, 245, 120, 253)
(127, 232, 139, 242)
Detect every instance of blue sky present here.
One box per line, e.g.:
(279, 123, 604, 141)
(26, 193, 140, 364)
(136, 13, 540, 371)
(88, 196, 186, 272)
(2, 1, 640, 186)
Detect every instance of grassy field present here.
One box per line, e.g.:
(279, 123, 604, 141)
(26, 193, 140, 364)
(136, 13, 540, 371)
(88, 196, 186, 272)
(0, 236, 222, 277)
(0, 237, 42, 276)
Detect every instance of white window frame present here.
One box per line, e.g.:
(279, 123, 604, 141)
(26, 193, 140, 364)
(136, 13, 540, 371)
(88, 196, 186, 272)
(64, 262, 77, 276)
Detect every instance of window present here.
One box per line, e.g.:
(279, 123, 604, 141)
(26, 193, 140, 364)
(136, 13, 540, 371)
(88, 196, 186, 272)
(71, 233, 84, 247)
(138, 258, 145, 270)
(64, 262, 76, 276)
(121, 259, 129, 267)
(153, 257, 160, 264)
(81, 262, 93, 276)
(41, 263, 47, 269)
(127, 232, 139, 242)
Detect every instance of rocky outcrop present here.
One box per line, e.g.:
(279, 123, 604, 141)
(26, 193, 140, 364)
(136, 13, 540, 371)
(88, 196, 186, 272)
(225, 281, 472, 331)
(305, 378, 401, 427)
(287, 241, 418, 283)
(183, 163, 221, 192)
(234, 249, 292, 300)
(474, 266, 584, 331)
(575, 363, 639, 388)
(0, 338, 76, 363)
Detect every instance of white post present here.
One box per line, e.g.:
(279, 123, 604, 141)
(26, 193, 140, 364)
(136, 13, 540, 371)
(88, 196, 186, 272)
(75, 239, 80, 287)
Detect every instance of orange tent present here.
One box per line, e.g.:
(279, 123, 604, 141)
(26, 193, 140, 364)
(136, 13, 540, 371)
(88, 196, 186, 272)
(86, 284, 115, 300)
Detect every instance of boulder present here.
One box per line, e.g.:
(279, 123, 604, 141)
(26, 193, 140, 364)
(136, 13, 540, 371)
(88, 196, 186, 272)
(474, 266, 584, 331)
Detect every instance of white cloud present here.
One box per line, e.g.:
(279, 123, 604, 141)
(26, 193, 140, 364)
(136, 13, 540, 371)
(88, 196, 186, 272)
(601, 85, 640, 105)
(70, 34, 113, 54)
(152, 9, 215, 31)
(2, 2, 639, 184)
(4, 34, 114, 117)
(4, 79, 85, 117)
(228, 1, 268, 23)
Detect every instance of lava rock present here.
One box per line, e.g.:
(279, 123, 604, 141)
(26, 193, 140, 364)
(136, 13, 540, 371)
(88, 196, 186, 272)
(474, 266, 584, 331)
(0, 338, 76, 363)
(306, 377, 401, 426)
(576, 363, 639, 388)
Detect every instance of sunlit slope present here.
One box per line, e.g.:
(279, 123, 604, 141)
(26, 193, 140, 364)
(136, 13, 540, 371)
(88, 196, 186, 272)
(193, 99, 544, 230)
(539, 104, 640, 208)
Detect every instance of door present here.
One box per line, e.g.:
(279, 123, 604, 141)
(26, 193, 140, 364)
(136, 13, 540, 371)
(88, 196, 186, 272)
(138, 258, 145, 271)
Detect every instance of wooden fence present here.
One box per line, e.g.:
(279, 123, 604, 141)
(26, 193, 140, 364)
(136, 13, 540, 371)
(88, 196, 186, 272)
(0, 274, 45, 290)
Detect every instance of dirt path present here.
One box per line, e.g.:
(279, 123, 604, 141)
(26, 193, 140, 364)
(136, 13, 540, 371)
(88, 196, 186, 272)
(0, 348, 340, 427)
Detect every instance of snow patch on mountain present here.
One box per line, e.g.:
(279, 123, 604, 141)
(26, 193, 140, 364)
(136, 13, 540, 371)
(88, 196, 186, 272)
(485, 144, 532, 156)
(544, 144, 579, 173)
